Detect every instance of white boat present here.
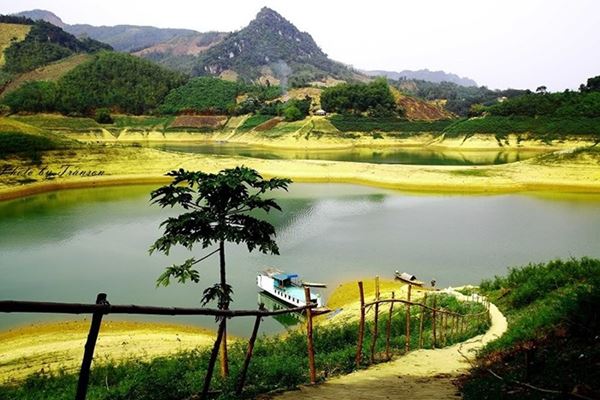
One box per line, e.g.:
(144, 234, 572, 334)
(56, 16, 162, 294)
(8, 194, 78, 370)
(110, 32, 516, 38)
(257, 268, 324, 308)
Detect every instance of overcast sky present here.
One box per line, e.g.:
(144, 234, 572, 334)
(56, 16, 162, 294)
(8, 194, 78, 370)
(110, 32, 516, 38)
(2, 0, 599, 90)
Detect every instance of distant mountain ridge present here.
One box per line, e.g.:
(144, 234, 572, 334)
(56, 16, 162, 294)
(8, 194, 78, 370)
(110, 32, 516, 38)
(364, 69, 477, 87)
(12, 8, 473, 88)
(13, 9, 217, 53)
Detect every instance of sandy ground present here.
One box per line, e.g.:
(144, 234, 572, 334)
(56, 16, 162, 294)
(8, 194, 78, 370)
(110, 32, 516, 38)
(0, 320, 217, 384)
(1, 144, 600, 202)
(267, 289, 507, 400)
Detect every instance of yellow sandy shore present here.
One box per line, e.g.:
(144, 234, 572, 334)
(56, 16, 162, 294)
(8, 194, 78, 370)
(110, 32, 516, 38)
(0, 320, 217, 384)
(1, 145, 600, 202)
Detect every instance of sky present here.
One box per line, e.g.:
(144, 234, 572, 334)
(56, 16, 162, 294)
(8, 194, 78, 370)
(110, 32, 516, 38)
(2, 0, 599, 91)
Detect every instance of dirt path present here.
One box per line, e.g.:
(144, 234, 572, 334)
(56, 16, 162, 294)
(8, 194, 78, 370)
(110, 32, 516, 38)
(266, 289, 507, 400)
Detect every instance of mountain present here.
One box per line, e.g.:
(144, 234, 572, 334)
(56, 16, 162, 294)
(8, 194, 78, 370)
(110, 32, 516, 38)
(364, 69, 477, 87)
(13, 9, 65, 28)
(193, 7, 361, 85)
(13, 10, 218, 53)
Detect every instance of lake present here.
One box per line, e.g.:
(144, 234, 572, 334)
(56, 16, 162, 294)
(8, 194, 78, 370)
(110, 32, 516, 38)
(1, 183, 599, 335)
(148, 143, 544, 165)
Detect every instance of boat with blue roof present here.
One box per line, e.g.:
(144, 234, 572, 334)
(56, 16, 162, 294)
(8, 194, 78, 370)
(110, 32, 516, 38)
(257, 268, 324, 308)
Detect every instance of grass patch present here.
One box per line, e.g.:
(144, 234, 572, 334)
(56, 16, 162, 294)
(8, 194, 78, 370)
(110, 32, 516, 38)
(110, 116, 174, 130)
(443, 116, 600, 137)
(461, 258, 600, 399)
(0, 23, 31, 66)
(236, 114, 273, 132)
(10, 114, 101, 130)
(329, 115, 455, 133)
(448, 169, 491, 177)
(0, 131, 71, 159)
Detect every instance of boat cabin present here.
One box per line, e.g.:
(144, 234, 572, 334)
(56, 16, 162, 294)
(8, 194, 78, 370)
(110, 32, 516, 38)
(272, 273, 298, 289)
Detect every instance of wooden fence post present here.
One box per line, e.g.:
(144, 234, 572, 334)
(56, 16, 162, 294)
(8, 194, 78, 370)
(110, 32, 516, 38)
(76, 293, 107, 400)
(370, 276, 380, 363)
(418, 293, 427, 349)
(442, 313, 447, 347)
(304, 287, 316, 385)
(201, 318, 226, 400)
(454, 315, 458, 340)
(431, 295, 437, 348)
(355, 281, 365, 367)
(385, 291, 395, 360)
(235, 304, 264, 396)
(405, 284, 412, 353)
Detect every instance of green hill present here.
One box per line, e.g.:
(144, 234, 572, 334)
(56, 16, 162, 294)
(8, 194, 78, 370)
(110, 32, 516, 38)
(193, 7, 360, 85)
(1, 19, 111, 74)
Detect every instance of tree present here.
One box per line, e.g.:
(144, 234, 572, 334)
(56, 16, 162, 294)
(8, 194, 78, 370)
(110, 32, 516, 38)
(581, 75, 600, 93)
(536, 85, 547, 94)
(283, 105, 302, 121)
(149, 167, 291, 394)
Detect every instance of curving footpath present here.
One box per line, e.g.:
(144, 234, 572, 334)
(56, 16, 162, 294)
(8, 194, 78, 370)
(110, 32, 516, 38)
(263, 288, 507, 400)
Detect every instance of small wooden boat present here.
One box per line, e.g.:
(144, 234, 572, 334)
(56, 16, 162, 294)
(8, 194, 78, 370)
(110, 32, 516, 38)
(394, 271, 424, 286)
(257, 268, 324, 307)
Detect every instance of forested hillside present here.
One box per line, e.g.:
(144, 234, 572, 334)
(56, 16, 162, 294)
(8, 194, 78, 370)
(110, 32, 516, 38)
(3, 52, 185, 115)
(193, 7, 358, 85)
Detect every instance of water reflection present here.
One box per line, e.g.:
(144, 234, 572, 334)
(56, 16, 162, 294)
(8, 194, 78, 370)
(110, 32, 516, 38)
(149, 143, 545, 166)
(258, 292, 304, 329)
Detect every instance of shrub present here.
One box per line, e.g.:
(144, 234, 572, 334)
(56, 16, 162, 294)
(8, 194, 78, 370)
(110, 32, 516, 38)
(94, 108, 113, 124)
(283, 105, 302, 121)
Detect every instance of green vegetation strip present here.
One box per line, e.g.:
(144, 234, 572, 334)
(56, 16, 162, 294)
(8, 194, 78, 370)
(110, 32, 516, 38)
(329, 115, 455, 133)
(0, 294, 487, 400)
(443, 116, 600, 137)
(461, 258, 600, 399)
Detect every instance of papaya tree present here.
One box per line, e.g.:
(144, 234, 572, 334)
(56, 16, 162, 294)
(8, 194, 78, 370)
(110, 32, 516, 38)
(149, 166, 290, 393)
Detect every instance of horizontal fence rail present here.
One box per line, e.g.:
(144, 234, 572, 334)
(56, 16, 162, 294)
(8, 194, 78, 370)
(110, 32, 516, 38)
(0, 292, 326, 400)
(0, 300, 319, 317)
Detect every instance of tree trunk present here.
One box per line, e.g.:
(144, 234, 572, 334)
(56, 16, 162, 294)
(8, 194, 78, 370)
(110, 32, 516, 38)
(201, 319, 226, 400)
(219, 240, 229, 378)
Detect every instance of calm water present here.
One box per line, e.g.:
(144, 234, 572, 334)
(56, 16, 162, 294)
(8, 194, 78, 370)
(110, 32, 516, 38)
(148, 143, 544, 165)
(1, 184, 600, 335)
